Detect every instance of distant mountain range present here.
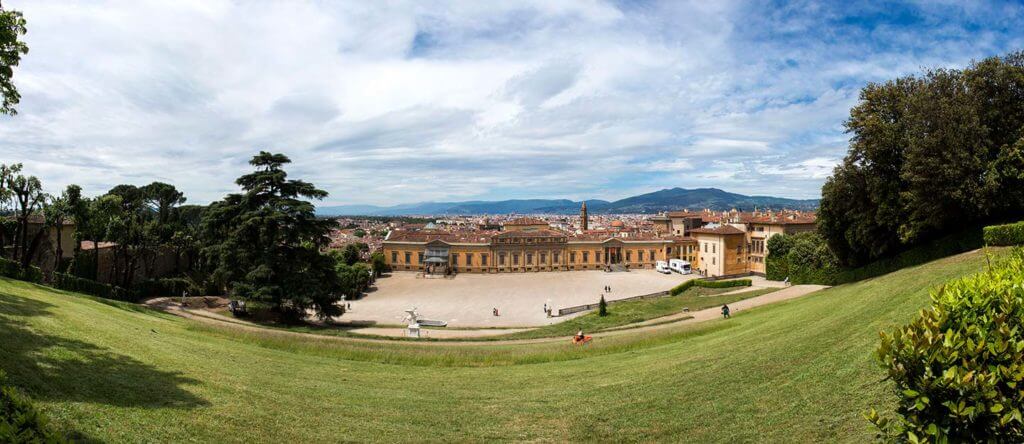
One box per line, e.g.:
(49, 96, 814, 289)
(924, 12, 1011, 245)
(317, 187, 819, 216)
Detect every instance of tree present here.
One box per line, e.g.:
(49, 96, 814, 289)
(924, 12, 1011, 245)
(202, 152, 339, 321)
(42, 189, 72, 271)
(6, 165, 45, 268)
(819, 51, 1024, 266)
(598, 295, 607, 316)
(340, 243, 360, 266)
(369, 251, 387, 276)
(0, 1, 28, 116)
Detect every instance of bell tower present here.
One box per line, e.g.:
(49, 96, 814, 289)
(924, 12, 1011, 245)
(580, 201, 589, 231)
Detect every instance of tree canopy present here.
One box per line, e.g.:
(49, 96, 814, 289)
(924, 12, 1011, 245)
(0, 2, 28, 115)
(202, 151, 340, 320)
(819, 52, 1024, 266)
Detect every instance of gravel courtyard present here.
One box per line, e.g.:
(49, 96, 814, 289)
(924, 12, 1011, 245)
(341, 270, 699, 327)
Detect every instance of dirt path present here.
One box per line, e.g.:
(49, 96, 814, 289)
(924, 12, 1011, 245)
(148, 284, 828, 345)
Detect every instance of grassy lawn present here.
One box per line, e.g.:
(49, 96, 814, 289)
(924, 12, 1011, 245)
(495, 286, 778, 340)
(0, 248, 1003, 442)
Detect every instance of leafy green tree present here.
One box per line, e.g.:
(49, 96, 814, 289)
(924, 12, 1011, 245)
(202, 152, 340, 320)
(340, 243, 360, 266)
(369, 251, 387, 276)
(598, 295, 607, 317)
(6, 164, 45, 268)
(0, 2, 28, 116)
(819, 51, 1024, 266)
(42, 189, 72, 271)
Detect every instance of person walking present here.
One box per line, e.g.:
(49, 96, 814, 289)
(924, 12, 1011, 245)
(543, 303, 547, 313)
(721, 304, 731, 319)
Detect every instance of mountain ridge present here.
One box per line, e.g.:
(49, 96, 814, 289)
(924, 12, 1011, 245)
(317, 187, 818, 216)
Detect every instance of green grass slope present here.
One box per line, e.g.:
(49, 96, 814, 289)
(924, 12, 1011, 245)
(0, 249, 1000, 442)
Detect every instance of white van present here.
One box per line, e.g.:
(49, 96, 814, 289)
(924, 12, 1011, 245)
(655, 261, 670, 274)
(669, 259, 692, 274)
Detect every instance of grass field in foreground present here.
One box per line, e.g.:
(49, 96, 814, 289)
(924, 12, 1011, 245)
(0, 249, 1003, 442)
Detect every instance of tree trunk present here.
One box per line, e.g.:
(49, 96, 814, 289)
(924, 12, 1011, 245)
(92, 236, 100, 281)
(54, 222, 63, 272)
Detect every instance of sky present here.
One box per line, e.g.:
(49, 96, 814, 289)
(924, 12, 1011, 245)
(1, 0, 1022, 206)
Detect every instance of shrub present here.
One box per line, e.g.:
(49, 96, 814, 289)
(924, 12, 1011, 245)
(598, 295, 607, 316)
(0, 257, 42, 283)
(51, 272, 132, 302)
(0, 370, 62, 443)
(832, 227, 984, 285)
(669, 278, 752, 295)
(867, 248, 1024, 442)
(984, 221, 1024, 246)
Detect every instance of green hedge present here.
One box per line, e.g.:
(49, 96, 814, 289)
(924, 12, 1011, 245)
(868, 247, 1024, 442)
(0, 257, 42, 283)
(51, 272, 132, 302)
(984, 220, 1024, 246)
(829, 227, 984, 285)
(0, 370, 62, 443)
(669, 278, 752, 295)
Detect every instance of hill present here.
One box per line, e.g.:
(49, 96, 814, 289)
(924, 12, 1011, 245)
(0, 249, 998, 442)
(317, 187, 817, 216)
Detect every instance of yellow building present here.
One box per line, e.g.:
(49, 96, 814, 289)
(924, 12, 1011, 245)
(383, 229, 696, 274)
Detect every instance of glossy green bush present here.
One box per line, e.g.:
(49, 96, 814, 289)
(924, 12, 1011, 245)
(984, 221, 1024, 246)
(51, 272, 131, 301)
(868, 248, 1024, 442)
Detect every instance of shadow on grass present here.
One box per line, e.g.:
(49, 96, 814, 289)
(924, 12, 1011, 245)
(0, 291, 209, 410)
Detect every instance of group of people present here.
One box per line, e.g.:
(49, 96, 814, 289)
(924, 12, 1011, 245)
(603, 285, 612, 292)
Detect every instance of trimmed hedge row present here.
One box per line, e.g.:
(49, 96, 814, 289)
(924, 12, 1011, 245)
(0, 257, 42, 283)
(984, 220, 1024, 246)
(51, 272, 133, 302)
(669, 278, 752, 296)
(0, 370, 62, 443)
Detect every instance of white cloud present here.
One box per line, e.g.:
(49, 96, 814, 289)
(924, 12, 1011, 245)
(0, 0, 1019, 204)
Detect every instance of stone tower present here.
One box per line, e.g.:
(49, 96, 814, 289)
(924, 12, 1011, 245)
(580, 201, 589, 231)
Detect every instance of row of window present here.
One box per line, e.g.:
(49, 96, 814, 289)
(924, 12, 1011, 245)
(389, 249, 662, 265)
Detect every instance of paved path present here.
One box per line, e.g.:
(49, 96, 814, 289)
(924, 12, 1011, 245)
(152, 284, 827, 343)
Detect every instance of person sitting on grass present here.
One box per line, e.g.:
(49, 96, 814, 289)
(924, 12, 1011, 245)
(575, 329, 585, 342)
(721, 304, 731, 319)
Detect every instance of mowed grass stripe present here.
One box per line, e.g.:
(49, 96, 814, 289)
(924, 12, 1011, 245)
(0, 248, 1001, 442)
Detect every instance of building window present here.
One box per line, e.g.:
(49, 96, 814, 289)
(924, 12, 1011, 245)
(513, 254, 520, 265)
(392, 251, 398, 263)
(466, 253, 472, 266)
(649, 249, 656, 260)
(667, 247, 672, 254)
(527, 253, 533, 265)
(540, 253, 547, 264)
(736, 245, 742, 254)
(583, 251, 589, 263)
(712, 244, 716, 254)
(418, 252, 424, 264)
(451, 254, 458, 265)
(481, 254, 488, 265)
(704, 243, 708, 253)
(712, 257, 716, 265)
(638, 250, 643, 262)
(553, 252, 560, 263)
(570, 252, 576, 263)
(405, 252, 411, 264)
(626, 251, 632, 262)
(596, 252, 602, 263)
(499, 253, 506, 265)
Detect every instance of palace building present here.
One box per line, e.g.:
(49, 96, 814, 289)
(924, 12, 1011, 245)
(381, 204, 815, 278)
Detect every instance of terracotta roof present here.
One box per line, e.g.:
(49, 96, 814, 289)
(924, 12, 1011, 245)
(384, 230, 495, 244)
(80, 241, 117, 250)
(504, 217, 549, 226)
(493, 229, 565, 238)
(689, 225, 746, 235)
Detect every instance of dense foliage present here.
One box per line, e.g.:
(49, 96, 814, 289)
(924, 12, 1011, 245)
(984, 221, 1024, 246)
(764, 232, 839, 284)
(0, 256, 40, 283)
(868, 248, 1024, 442)
(0, 3, 28, 116)
(0, 371, 61, 443)
(820, 52, 1024, 267)
(202, 152, 341, 320)
(51, 272, 129, 301)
